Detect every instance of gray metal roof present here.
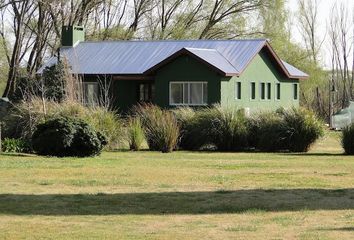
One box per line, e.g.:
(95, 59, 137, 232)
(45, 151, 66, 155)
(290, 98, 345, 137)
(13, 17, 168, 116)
(38, 39, 308, 79)
(281, 60, 308, 78)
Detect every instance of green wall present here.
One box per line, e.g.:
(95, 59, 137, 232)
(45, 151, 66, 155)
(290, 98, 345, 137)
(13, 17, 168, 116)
(154, 55, 222, 108)
(83, 48, 301, 113)
(220, 49, 300, 112)
(112, 80, 138, 113)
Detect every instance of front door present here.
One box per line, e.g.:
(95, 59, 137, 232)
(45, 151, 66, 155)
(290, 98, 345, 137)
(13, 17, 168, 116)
(137, 82, 155, 103)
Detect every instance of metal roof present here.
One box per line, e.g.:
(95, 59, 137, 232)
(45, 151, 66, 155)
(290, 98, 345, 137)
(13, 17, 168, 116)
(281, 60, 309, 78)
(38, 39, 308, 79)
(144, 47, 239, 76)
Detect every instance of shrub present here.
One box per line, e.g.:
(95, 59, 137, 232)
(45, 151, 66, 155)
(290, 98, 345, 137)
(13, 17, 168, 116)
(249, 112, 289, 151)
(3, 99, 124, 150)
(250, 108, 324, 152)
(173, 107, 206, 150)
(209, 107, 249, 151)
(280, 108, 324, 152)
(176, 107, 248, 151)
(127, 117, 145, 151)
(134, 104, 179, 153)
(32, 117, 107, 157)
(42, 62, 66, 102)
(2, 138, 29, 153)
(342, 123, 354, 155)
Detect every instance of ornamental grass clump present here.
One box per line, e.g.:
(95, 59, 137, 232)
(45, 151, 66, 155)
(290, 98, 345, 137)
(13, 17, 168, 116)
(342, 123, 354, 155)
(250, 108, 324, 152)
(176, 107, 249, 151)
(134, 104, 179, 153)
(127, 117, 145, 151)
(280, 107, 324, 152)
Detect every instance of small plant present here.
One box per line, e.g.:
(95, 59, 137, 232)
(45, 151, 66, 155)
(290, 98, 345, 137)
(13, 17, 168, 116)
(127, 117, 145, 151)
(32, 117, 107, 157)
(342, 123, 354, 155)
(134, 104, 179, 153)
(2, 138, 29, 153)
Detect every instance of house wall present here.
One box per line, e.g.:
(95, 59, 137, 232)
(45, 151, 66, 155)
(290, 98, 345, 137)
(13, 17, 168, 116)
(112, 80, 138, 113)
(220, 49, 300, 112)
(154, 55, 222, 108)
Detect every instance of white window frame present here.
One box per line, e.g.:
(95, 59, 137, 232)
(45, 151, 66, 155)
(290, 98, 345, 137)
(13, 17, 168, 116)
(260, 82, 266, 100)
(235, 81, 242, 100)
(266, 82, 272, 100)
(275, 83, 281, 101)
(250, 82, 256, 101)
(293, 83, 298, 100)
(83, 81, 99, 106)
(169, 81, 208, 106)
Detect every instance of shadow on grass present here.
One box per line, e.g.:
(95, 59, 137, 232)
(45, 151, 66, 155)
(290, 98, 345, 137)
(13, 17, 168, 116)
(282, 153, 344, 157)
(320, 227, 354, 231)
(1, 189, 354, 215)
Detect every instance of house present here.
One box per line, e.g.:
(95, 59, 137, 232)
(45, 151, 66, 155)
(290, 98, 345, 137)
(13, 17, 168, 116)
(39, 26, 308, 113)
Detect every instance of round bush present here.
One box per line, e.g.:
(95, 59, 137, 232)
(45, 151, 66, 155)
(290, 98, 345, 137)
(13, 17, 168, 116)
(251, 108, 324, 152)
(342, 123, 354, 155)
(32, 117, 107, 157)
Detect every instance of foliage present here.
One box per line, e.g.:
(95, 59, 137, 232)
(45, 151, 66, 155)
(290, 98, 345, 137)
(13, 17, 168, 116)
(32, 117, 106, 157)
(11, 75, 38, 102)
(134, 104, 179, 153)
(249, 111, 289, 152)
(2, 99, 124, 149)
(342, 123, 354, 155)
(1, 138, 29, 153)
(251, 108, 324, 152)
(127, 117, 145, 151)
(42, 62, 66, 102)
(176, 107, 249, 151)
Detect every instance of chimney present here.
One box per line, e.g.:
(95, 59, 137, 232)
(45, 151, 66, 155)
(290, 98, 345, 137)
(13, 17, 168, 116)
(61, 25, 85, 47)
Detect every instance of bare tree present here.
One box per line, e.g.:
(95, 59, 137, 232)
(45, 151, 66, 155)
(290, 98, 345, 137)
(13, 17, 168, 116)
(297, 0, 324, 63)
(328, 3, 354, 109)
(198, 0, 263, 39)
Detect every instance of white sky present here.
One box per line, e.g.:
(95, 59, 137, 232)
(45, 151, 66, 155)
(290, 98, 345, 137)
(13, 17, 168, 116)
(286, 0, 353, 68)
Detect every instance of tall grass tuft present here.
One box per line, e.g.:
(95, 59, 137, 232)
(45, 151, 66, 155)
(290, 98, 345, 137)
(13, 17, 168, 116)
(134, 104, 179, 153)
(250, 108, 324, 152)
(176, 106, 249, 151)
(127, 117, 145, 151)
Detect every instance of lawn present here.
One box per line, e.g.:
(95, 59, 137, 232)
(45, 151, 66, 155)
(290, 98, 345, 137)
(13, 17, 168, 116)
(0, 131, 353, 239)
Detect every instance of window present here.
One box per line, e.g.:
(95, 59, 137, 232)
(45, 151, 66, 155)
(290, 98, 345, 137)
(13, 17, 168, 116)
(293, 83, 298, 100)
(138, 83, 154, 102)
(250, 82, 256, 100)
(260, 83, 265, 100)
(170, 82, 207, 106)
(235, 82, 241, 100)
(276, 83, 281, 100)
(83, 82, 99, 106)
(267, 83, 271, 100)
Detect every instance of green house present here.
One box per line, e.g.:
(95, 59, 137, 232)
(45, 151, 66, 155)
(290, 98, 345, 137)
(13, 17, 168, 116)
(40, 26, 308, 113)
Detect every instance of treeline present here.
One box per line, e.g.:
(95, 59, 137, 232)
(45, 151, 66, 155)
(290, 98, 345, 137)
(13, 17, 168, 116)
(0, 0, 353, 120)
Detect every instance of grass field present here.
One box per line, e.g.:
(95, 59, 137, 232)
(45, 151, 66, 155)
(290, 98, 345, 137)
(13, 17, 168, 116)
(0, 131, 353, 239)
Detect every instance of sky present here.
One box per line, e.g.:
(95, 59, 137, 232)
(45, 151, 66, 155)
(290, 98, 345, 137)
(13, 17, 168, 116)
(286, 0, 353, 68)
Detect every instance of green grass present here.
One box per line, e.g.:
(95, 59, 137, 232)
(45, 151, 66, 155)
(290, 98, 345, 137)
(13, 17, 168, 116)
(1, 131, 354, 239)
